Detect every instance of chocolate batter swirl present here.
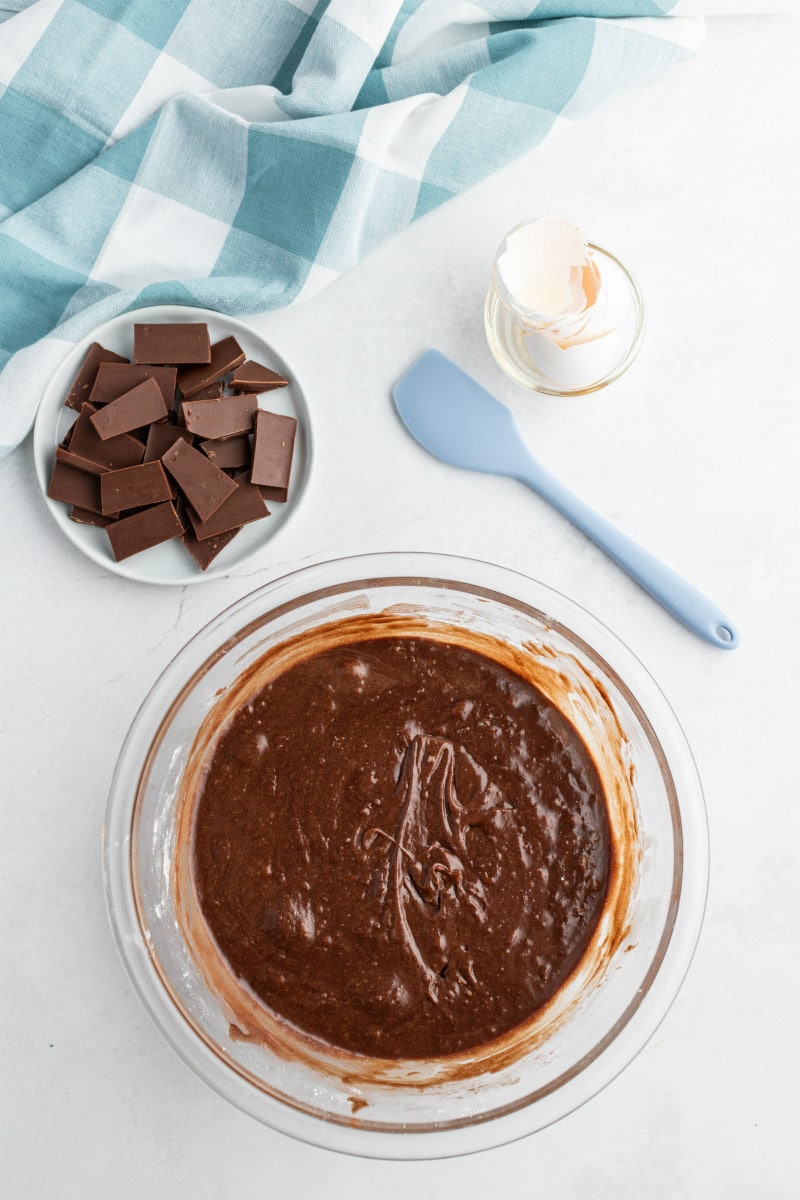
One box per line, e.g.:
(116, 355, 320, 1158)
(364, 735, 516, 1004)
(192, 637, 611, 1058)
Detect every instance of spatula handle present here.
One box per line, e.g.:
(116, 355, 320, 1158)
(516, 457, 740, 649)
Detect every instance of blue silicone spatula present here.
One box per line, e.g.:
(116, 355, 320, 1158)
(393, 350, 739, 649)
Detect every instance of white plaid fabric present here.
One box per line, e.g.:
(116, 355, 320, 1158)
(0, 0, 724, 455)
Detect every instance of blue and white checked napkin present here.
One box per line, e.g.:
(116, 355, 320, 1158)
(0, 1, 712, 456)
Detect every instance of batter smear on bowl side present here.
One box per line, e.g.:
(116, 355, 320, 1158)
(192, 636, 611, 1058)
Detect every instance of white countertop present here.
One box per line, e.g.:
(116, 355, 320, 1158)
(3, 13, 799, 1198)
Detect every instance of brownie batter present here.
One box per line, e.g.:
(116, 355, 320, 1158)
(192, 637, 611, 1059)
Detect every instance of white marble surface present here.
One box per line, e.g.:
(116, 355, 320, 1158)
(3, 13, 799, 1198)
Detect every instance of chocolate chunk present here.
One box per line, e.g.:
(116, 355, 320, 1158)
(143, 423, 194, 463)
(230, 360, 288, 393)
(101, 461, 173, 515)
(106, 501, 183, 561)
(90, 377, 168, 440)
(199, 435, 251, 470)
(187, 380, 224, 401)
(56, 446, 109, 477)
(161, 438, 237, 522)
(181, 393, 257, 440)
(88, 363, 177, 407)
(59, 423, 75, 449)
(65, 343, 128, 412)
(174, 491, 190, 530)
(68, 404, 145, 470)
(69, 507, 117, 528)
(187, 477, 268, 541)
(250, 411, 296, 502)
(177, 336, 245, 399)
(133, 323, 210, 366)
(180, 525, 241, 571)
(47, 461, 102, 513)
(143, 424, 194, 500)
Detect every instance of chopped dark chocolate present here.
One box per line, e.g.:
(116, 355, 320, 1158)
(56, 446, 109, 477)
(250, 410, 296, 502)
(133, 322, 210, 365)
(50, 320, 298, 570)
(68, 404, 145, 470)
(188, 381, 224, 401)
(90, 377, 168, 440)
(143, 423, 193, 500)
(65, 343, 128, 412)
(106, 501, 183, 561)
(174, 491, 190, 530)
(143, 423, 194, 463)
(88, 363, 177, 407)
(230, 359, 288, 393)
(47, 460, 103, 513)
(101, 461, 173, 515)
(180, 525, 241, 570)
(181, 393, 257, 440)
(161, 438, 237, 522)
(69, 507, 117, 528)
(177, 336, 245, 398)
(199, 434, 251, 470)
(187, 477, 268, 541)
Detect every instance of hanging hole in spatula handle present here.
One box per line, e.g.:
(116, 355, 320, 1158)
(659, 575, 741, 650)
(712, 622, 739, 648)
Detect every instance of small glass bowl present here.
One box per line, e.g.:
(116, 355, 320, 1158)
(484, 244, 646, 396)
(103, 553, 707, 1159)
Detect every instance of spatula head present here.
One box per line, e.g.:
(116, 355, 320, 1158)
(393, 350, 527, 476)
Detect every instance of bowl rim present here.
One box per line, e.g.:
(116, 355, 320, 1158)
(103, 551, 709, 1159)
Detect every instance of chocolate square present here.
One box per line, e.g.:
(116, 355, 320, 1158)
(68, 403, 145, 468)
(176, 336, 245, 398)
(199, 435, 251, 470)
(181, 393, 257, 440)
(187, 477, 268, 541)
(65, 343, 129, 412)
(88, 363, 177, 407)
(180, 525, 241, 570)
(161, 438, 237, 523)
(106, 501, 183, 561)
(56, 446, 109, 477)
(101, 461, 173, 515)
(133, 322, 210, 365)
(68, 404, 145, 470)
(230, 359, 288, 393)
(47, 461, 102, 513)
(89, 377, 169, 440)
(250, 410, 296, 503)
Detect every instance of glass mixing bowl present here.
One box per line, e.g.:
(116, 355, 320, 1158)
(103, 553, 708, 1159)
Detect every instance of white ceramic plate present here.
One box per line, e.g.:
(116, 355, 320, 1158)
(33, 305, 313, 585)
